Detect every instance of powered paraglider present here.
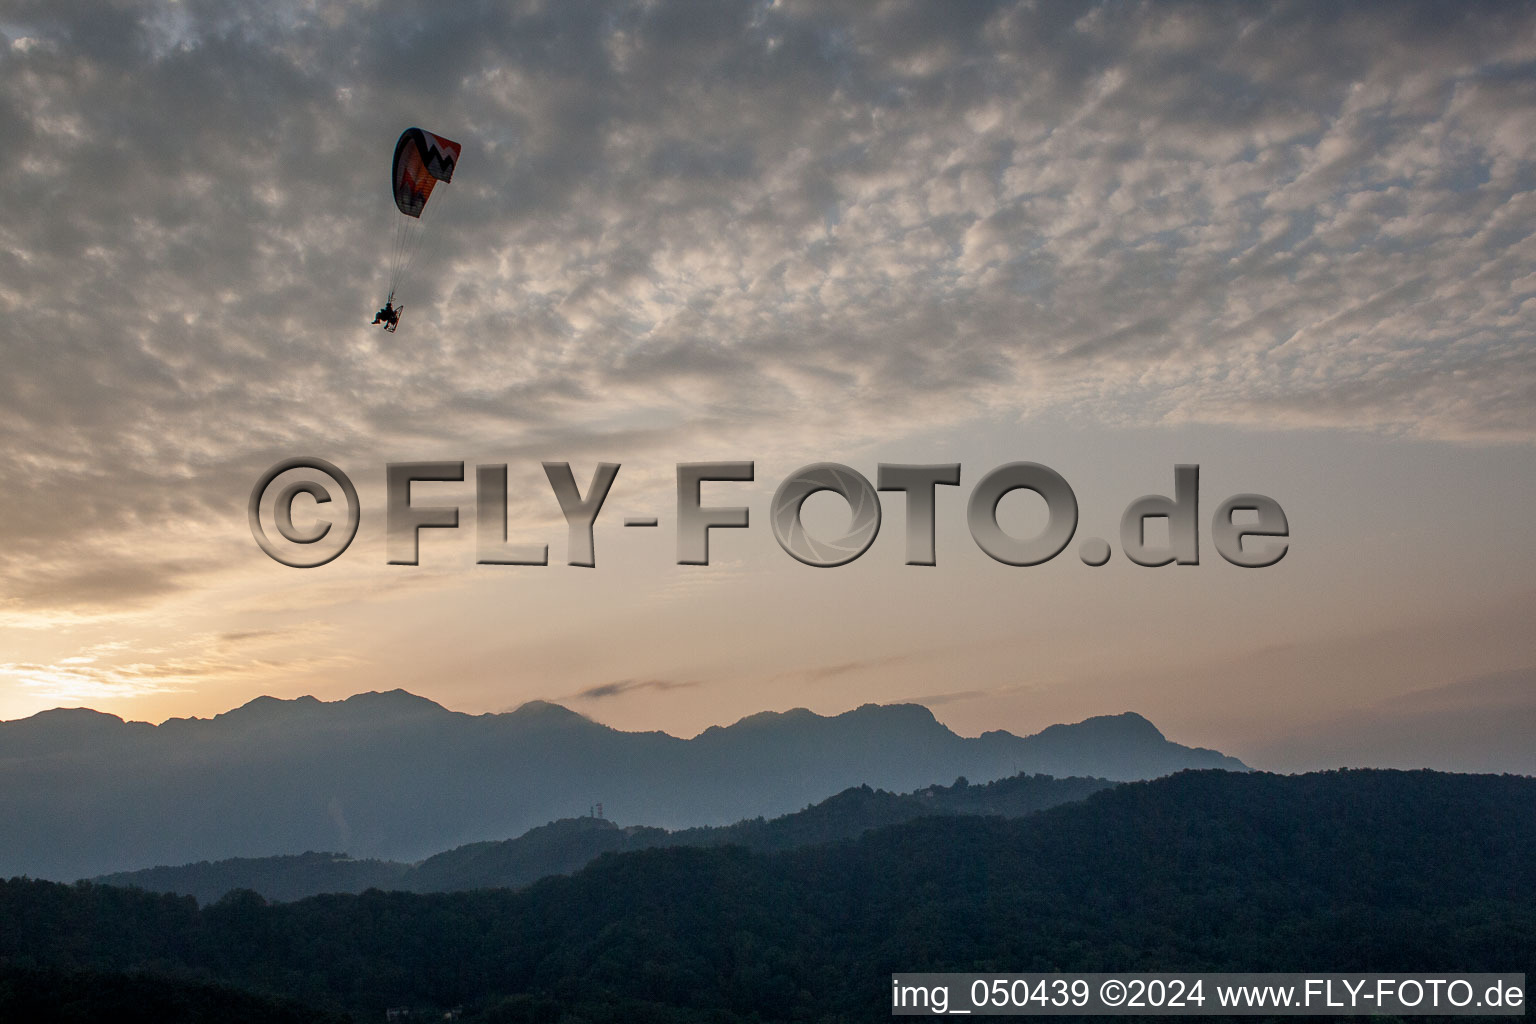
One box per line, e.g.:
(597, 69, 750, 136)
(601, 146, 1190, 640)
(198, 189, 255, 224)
(376, 126, 461, 330)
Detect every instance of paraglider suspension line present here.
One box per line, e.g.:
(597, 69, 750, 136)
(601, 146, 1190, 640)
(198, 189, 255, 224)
(388, 211, 433, 303)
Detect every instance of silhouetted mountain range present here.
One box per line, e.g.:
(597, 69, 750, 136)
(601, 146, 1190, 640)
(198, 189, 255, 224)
(93, 772, 1116, 902)
(0, 690, 1244, 879)
(4, 769, 1530, 1023)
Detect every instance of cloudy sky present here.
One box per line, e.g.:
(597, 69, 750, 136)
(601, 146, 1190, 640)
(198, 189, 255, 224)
(1, 0, 1533, 772)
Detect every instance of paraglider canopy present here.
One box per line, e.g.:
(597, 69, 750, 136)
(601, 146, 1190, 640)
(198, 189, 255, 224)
(392, 127, 461, 218)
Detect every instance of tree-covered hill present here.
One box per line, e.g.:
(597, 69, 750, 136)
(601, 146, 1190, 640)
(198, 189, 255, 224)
(4, 769, 1531, 1023)
(0, 964, 348, 1024)
(403, 770, 1113, 894)
(95, 772, 1114, 901)
(93, 851, 412, 905)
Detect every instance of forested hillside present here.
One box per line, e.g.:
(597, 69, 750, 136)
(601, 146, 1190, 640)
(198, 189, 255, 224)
(4, 769, 1530, 1022)
(95, 773, 1114, 901)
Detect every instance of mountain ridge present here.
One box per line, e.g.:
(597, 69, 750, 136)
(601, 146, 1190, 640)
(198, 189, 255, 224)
(0, 689, 1246, 880)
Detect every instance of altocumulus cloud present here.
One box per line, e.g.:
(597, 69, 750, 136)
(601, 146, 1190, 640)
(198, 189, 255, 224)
(0, 0, 1534, 611)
